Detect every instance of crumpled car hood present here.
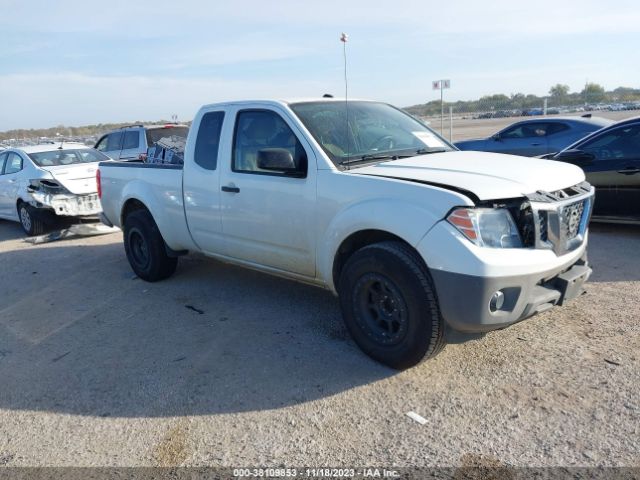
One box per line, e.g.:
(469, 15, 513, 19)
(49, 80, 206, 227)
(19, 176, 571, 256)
(351, 150, 585, 201)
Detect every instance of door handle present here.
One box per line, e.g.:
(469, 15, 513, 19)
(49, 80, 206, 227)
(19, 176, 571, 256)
(617, 168, 640, 175)
(221, 185, 240, 193)
(530, 142, 542, 146)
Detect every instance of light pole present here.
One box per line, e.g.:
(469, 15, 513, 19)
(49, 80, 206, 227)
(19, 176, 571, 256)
(432, 79, 450, 134)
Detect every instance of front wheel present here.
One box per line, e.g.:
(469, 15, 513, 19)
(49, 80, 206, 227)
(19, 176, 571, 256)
(338, 241, 445, 369)
(123, 209, 177, 282)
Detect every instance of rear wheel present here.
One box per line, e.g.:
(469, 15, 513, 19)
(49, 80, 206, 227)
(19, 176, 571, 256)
(123, 209, 177, 281)
(18, 202, 47, 236)
(338, 241, 445, 369)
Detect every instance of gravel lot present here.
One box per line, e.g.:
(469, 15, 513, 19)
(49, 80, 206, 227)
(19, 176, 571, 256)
(0, 217, 638, 469)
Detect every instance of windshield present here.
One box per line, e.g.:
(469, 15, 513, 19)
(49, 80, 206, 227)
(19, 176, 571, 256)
(289, 101, 453, 167)
(28, 148, 110, 167)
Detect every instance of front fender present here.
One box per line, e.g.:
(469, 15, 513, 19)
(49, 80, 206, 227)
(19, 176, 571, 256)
(317, 197, 458, 292)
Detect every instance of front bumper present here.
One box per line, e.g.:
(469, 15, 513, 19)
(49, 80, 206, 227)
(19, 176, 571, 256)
(430, 252, 591, 333)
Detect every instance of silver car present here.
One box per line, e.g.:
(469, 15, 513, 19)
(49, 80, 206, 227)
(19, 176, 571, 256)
(0, 143, 109, 235)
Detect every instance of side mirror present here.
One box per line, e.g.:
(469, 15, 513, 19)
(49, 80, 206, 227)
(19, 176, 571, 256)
(491, 133, 501, 141)
(554, 149, 595, 165)
(257, 148, 302, 175)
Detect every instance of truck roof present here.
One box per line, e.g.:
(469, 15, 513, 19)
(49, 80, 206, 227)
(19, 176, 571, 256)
(199, 97, 369, 110)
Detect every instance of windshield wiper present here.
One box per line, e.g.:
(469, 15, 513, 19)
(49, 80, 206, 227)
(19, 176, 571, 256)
(414, 147, 447, 155)
(339, 148, 448, 167)
(339, 153, 395, 166)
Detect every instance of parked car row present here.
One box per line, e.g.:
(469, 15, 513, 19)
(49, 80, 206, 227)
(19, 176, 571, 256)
(471, 102, 640, 120)
(455, 116, 640, 223)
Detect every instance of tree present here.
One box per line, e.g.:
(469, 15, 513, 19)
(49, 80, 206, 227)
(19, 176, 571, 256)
(581, 83, 606, 103)
(612, 86, 639, 100)
(549, 84, 570, 101)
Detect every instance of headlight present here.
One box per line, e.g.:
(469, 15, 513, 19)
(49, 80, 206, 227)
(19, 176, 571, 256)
(447, 207, 523, 248)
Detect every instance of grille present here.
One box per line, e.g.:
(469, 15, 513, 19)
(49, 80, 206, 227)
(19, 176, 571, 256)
(561, 200, 585, 241)
(527, 182, 593, 255)
(538, 211, 548, 242)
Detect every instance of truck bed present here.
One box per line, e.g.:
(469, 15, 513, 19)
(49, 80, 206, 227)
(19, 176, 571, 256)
(98, 161, 195, 250)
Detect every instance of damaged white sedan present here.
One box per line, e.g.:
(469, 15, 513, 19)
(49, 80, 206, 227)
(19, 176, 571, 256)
(0, 143, 108, 235)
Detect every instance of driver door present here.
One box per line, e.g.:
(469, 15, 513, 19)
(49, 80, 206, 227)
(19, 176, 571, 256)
(218, 108, 317, 277)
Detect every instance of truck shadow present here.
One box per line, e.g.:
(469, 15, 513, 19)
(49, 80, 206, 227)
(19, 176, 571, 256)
(0, 220, 25, 241)
(0, 239, 394, 419)
(587, 222, 640, 283)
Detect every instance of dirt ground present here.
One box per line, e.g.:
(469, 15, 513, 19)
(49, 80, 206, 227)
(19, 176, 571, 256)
(0, 217, 638, 469)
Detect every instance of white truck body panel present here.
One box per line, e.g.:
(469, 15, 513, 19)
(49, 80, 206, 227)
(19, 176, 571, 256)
(98, 98, 594, 337)
(354, 151, 585, 201)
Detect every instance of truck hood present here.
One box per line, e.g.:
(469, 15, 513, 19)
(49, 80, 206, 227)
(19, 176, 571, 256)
(352, 151, 585, 201)
(40, 164, 99, 195)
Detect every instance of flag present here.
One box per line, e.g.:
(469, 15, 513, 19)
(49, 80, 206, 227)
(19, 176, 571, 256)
(340, 32, 348, 43)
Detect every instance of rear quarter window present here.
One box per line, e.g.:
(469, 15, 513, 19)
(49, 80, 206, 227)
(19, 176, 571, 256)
(4, 152, 23, 174)
(194, 112, 224, 170)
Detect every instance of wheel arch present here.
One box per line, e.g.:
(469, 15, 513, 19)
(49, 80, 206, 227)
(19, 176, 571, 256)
(331, 229, 427, 293)
(120, 197, 150, 226)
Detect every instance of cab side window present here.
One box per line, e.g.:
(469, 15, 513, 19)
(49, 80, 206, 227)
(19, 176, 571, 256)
(4, 153, 23, 174)
(96, 132, 123, 153)
(501, 123, 550, 139)
(106, 132, 124, 152)
(122, 131, 140, 150)
(233, 110, 307, 176)
(546, 123, 570, 136)
(95, 135, 108, 151)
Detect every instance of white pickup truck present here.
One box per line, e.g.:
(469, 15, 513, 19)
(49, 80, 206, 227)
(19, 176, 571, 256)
(98, 98, 594, 369)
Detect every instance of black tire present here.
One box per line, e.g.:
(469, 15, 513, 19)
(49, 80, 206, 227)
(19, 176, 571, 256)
(123, 209, 177, 282)
(18, 202, 47, 236)
(338, 241, 445, 369)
